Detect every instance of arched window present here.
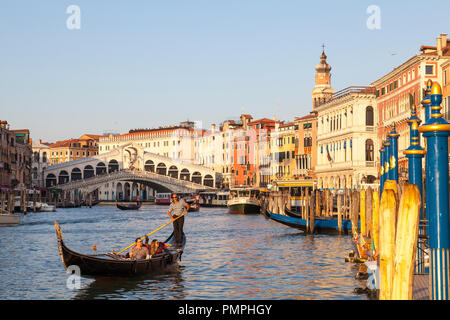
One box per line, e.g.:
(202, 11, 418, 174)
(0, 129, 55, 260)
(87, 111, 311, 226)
(144, 160, 155, 172)
(365, 139, 374, 161)
(366, 106, 374, 126)
(96, 162, 107, 175)
(108, 159, 119, 173)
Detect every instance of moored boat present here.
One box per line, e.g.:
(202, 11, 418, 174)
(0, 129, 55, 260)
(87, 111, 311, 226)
(116, 201, 142, 210)
(54, 221, 185, 277)
(227, 188, 261, 214)
(268, 211, 353, 234)
(0, 213, 20, 225)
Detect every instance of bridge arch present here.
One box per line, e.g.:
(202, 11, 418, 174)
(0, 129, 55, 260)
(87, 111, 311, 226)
(116, 182, 123, 201)
(168, 165, 178, 179)
(124, 182, 131, 201)
(144, 160, 155, 172)
(180, 168, 190, 181)
(192, 171, 202, 184)
(71, 168, 82, 181)
(204, 174, 214, 187)
(84, 165, 95, 179)
(108, 159, 119, 173)
(156, 163, 167, 175)
(58, 170, 69, 184)
(46, 174, 57, 188)
(96, 162, 107, 175)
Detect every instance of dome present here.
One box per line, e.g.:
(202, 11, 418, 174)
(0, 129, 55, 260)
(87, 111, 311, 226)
(315, 50, 331, 72)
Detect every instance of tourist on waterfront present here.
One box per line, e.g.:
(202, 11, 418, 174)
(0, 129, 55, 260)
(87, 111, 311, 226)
(168, 193, 189, 246)
(129, 238, 150, 260)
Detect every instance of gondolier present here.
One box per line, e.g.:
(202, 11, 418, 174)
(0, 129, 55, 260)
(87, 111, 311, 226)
(168, 193, 189, 246)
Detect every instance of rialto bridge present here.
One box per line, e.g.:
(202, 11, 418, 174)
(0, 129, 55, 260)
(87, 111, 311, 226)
(43, 143, 220, 201)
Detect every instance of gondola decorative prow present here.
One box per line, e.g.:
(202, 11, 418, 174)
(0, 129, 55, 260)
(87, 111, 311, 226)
(54, 221, 68, 270)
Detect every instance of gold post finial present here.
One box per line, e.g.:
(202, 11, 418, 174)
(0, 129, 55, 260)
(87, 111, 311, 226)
(431, 82, 442, 95)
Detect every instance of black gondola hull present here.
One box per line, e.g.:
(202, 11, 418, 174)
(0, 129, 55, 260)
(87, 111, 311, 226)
(116, 202, 142, 211)
(55, 221, 185, 277)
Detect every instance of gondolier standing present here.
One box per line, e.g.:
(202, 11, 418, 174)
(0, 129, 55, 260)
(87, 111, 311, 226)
(168, 193, 189, 246)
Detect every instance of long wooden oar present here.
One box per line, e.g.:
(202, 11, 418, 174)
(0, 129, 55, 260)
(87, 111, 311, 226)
(115, 212, 187, 255)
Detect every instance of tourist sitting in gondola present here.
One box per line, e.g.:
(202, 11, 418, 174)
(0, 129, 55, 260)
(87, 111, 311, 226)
(128, 238, 150, 260)
(150, 239, 171, 255)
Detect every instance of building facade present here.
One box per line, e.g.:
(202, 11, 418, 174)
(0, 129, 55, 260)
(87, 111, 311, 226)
(99, 122, 198, 164)
(49, 134, 102, 165)
(293, 113, 318, 180)
(0, 121, 32, 189)
(316, 87, 378, 189)
(371, 34, 450, 177)
(31, 139, 51, 188)
(270, 122, 298, 181)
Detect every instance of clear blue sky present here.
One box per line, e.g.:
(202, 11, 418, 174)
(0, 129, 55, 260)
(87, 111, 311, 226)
(1, 0, 449, 142)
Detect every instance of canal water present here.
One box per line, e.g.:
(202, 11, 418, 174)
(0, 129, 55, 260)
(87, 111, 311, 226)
(0, 205, 367, 300)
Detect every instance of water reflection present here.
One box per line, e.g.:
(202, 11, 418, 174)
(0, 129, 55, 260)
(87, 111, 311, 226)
(74, 265, 186, 300)
(0, 206, 366, 300)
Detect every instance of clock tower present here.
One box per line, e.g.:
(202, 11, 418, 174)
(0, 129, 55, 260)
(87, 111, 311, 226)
(311, 46, 334, 110)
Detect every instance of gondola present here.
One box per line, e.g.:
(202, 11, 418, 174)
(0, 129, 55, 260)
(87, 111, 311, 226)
(284, 206, 302, 218)
(116, 201, 142, 211)
(54, 221, 185, 277)
(187, 201, 200, 212)
(267, 211, 353, 235)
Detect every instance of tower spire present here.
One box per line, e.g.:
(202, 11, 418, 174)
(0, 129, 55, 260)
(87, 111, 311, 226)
(311, 46, 334, 110)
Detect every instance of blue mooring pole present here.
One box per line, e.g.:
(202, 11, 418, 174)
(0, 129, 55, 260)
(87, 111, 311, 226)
(383, 139, 391, 187)
(388, 123, 399, 182)
(404, 104, 426, 274)
(419, 82, 450, 300)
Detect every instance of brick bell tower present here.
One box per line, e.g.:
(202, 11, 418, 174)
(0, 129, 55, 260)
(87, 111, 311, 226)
(311, 45, 335, 111)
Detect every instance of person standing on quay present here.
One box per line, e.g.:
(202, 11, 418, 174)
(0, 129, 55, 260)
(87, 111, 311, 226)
(168, 193, 189, 246)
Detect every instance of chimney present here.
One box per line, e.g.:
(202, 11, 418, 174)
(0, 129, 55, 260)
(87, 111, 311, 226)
(442, 33, 448, 49)
(437, 35, 443, 56)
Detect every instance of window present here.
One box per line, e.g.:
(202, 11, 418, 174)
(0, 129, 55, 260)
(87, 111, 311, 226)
(445, 70, 448, 86)
(365, 139, 374, 161)
(366, 106, 374, 126)
(425, 65, 434, 75)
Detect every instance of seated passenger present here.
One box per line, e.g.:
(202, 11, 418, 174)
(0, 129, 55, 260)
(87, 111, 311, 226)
(129, 238, 150, 260)
(150, 239, 172, 255)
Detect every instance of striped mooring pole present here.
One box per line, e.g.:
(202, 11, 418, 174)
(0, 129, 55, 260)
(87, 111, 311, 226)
(419, 82, 450, 300)
(388, 122, 399, 182)
(404, 104, 426, 274)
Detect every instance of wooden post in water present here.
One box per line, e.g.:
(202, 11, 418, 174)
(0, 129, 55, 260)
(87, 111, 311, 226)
(383, 180, 399, 230)
(366, 187, 373, 239)
(312, 190, 318, 233)
(337, 194, 342, 234)
(300, 188, 304, 217)
(392, 183, 421, 300)
(360, 189, 366, 237)
(372, 189, 380, 255)
(304, 188, 309, 220)
(303, 189, 311, 221)
(285, 190, 291, 212)
(379, 189, 397, 300)
(322, 190, 326, 217)
(22, 187, 27, 214)
(8, 191, 14, 214)
(351, 190, 359, 234)
(33, 188, 37, 213)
